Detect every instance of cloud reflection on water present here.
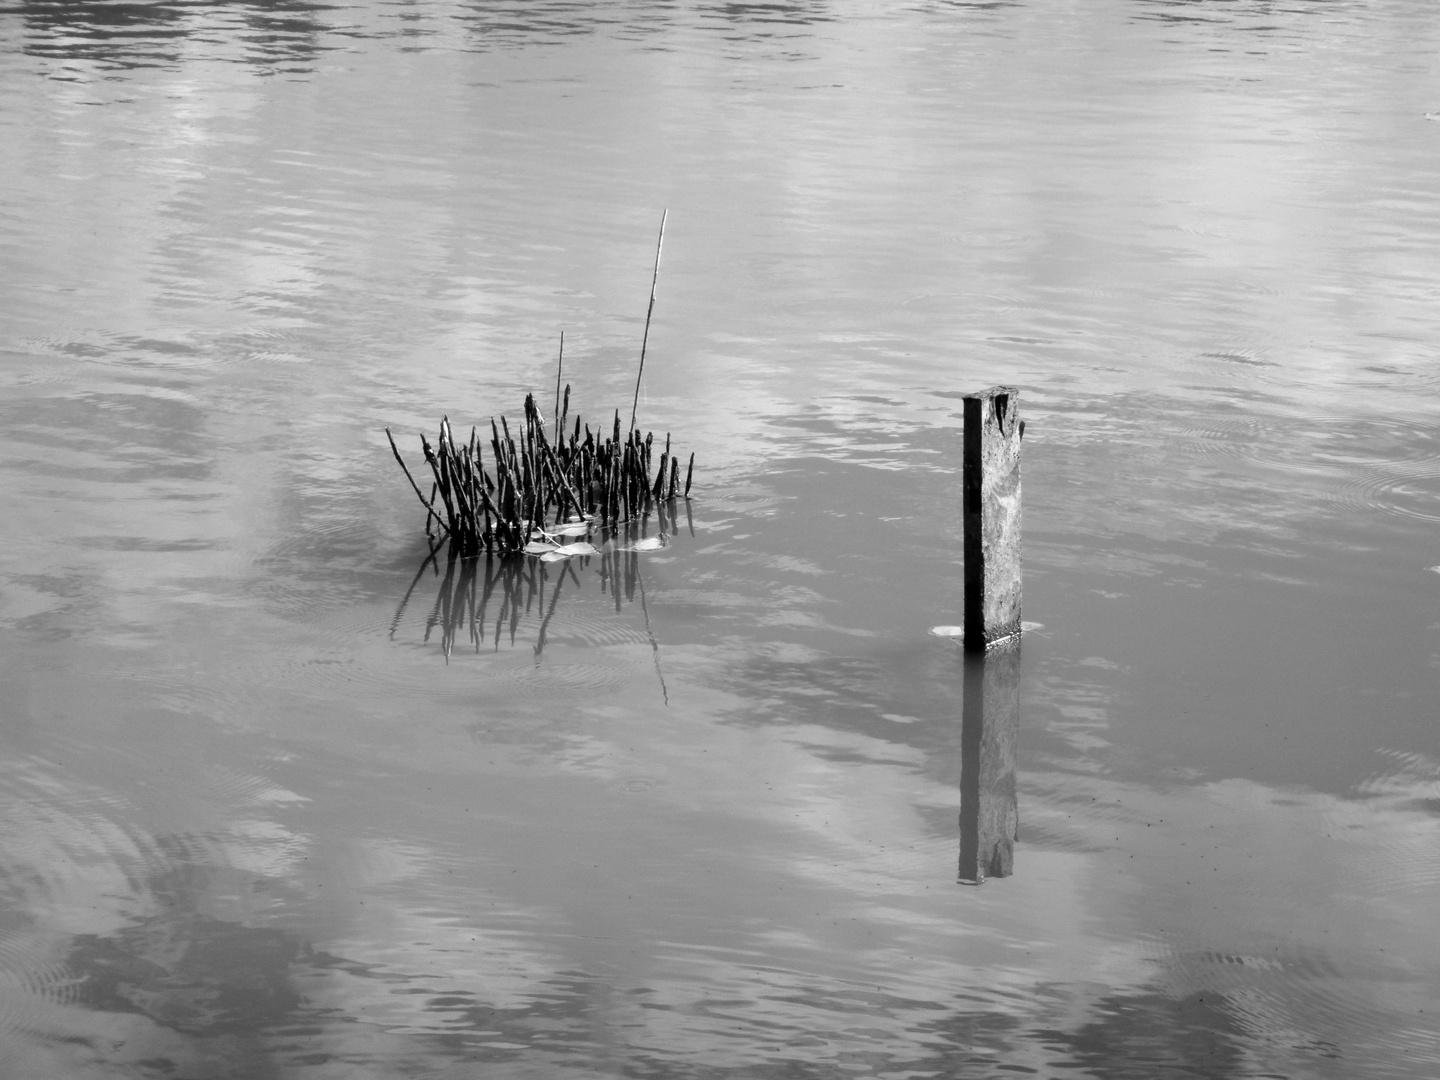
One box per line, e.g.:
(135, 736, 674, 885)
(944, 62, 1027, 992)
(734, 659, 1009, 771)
(2, 0, 1440, 1073)
(6, 739, 1435, 1076)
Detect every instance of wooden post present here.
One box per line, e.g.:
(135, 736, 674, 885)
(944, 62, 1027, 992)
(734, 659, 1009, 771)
(962, 386, 1022, 652)
(959, 642, 1020, 884)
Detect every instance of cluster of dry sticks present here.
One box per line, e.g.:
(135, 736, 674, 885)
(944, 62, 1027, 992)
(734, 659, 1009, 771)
(387, 388, 693, 556)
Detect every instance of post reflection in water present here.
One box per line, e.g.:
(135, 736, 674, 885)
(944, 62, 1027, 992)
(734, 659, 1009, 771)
(958, 641, 1020, 885)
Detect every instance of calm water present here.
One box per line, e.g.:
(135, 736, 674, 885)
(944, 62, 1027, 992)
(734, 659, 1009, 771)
(2, 0, 1439, 1076)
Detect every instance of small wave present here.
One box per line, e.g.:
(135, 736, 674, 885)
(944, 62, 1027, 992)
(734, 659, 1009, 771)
(1175, 411, 1275, 458)
(1183, 413, 1440, 523)
(0, 758, 166, 1039)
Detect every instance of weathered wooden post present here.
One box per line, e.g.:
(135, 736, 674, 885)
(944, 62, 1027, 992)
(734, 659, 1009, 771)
(962, 386, 1022, 652)
(959, 644, 1020, 884)
(956, 385, 1022, 883)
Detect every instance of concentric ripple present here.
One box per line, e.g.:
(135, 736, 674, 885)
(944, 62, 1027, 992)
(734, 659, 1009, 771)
(0, 758, 160, 1038)
(477, 658, 641, 695)
(1180, 412, 1440, 523)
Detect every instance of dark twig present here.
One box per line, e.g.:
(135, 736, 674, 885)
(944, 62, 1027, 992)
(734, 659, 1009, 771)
(553, 331, 564, 437)
(388, 428, 445, 534)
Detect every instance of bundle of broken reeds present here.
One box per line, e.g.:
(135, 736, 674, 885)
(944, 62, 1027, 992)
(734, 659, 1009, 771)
(387, 388, 693, 557)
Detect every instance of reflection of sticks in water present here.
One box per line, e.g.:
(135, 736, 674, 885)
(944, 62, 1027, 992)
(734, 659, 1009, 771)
(424, 550, 456, 657)
(389, 544, 439, 640)
(636, 570, 668, 707)
(534, 557, 580, 659)
(424, 549, 481, 662)
(394, 508, 676, 695)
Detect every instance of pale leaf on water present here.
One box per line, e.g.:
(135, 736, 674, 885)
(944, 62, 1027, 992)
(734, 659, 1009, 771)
(538, 551, 568, 563)
(553, 542, 598, 557)
(522, 540, 554, 555)
(546, 522, 591, 538)
(619, 535, 667, 552)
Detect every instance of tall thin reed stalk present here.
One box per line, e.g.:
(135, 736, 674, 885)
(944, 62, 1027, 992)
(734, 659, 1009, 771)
(391, 217, 692, 556)
(629, 209, 667, 435)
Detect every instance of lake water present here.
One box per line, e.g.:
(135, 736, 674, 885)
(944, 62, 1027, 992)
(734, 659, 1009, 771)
(1, 0, 1438, 1075)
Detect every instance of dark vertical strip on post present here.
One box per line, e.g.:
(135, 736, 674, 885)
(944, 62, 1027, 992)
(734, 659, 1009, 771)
(958, 641, 1020, 884)
(962, 385, 1022, 652)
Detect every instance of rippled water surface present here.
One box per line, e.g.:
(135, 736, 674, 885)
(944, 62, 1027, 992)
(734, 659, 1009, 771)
(2, 0, 1439, 1075)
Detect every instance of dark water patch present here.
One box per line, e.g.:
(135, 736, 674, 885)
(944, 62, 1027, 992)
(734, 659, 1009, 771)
(1193, 348, 1283, 390)
(66, 917, 302, 1036)
(922, 1, 1022, 11)
(10, 0, 193, 72)
(1129, 0, 1341, 47)
(1038, 986, 1250, 1080)
(14, 331, 115, 364)
(0, 388, 213, 484)
(76, 535, 220, 552)
(3, 567, 120, 641)
(444, 0, 686, 51)
(11, 0, 342, 76)
(695, 0, 838, 37)
(249, 516, 396, 616)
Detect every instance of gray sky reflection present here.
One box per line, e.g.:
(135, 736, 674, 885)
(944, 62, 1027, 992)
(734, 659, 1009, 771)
(3, 0, 1440, 1073)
